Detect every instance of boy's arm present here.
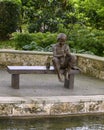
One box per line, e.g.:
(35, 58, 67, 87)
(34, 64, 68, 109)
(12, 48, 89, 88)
(65, 45, 71, 55)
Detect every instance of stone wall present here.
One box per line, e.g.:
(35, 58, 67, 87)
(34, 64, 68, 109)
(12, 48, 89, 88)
(76, 54, 104, 80)
(0, 50, 52, 68)
(0, 49, 104, 80)
(0, 96, 104, 117)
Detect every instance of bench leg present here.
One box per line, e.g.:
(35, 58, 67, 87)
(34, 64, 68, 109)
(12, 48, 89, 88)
(64, 74, 74, 89)
(11, 74, 19, 89)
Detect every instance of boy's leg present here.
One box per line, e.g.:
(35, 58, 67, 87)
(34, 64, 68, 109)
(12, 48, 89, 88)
(52, 57, 64, 82)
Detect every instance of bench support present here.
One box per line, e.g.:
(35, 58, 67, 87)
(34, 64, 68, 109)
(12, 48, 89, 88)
(64, 74, 74, 89)
(12, 74, 19, 89)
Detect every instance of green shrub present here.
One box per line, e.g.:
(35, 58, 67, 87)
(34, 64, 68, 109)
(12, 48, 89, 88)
(22, 41, 43, 51)
(0, 39, 15, 49)
(13, 33, 34, 49)
(12, 28, 104, 56)
(67, 25, 104, 56)
(0, 0, 21, 40)
(22, 41, 52, 52)
(13, 32, 57, 49)
(35, 32, 57, 48)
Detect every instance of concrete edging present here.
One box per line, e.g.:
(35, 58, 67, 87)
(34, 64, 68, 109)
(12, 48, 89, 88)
(0, 96, 104, 118)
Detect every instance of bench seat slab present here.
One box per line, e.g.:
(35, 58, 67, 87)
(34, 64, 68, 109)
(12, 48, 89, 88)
(7, 66, 80, 89)
(7, 66, 56, 74)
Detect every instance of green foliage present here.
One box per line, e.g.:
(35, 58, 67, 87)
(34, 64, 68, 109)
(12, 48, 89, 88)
(12, 28, 104, 56)
(0, 0, 21, 5)
(12, 33, 34, 49)
(74, 0, 104, 29)
(0, 39, 15, 49)
(67, 25, 104, 56)
(20, 0, 104, 33)
(0, 0, 21, 40)
(23, 41, 52, 52)
(1, 0, 104, 56)
(33, 32, 57, 48)
(22, 0, 76, 33)
(13, 32, 57, 50)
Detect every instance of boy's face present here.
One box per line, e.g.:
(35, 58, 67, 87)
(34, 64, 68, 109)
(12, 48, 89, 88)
(58, 38, 66, 45)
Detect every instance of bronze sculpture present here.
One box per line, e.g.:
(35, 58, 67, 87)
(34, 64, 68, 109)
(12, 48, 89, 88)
(52, 33, 77, 82)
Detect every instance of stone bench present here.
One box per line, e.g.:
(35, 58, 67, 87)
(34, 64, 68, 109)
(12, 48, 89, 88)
(7, 66, 80, 89)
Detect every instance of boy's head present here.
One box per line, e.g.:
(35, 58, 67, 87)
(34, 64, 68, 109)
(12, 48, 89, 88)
(57, 33, 67, 42)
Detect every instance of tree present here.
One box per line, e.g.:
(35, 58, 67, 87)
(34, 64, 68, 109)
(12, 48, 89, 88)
(0, 0, 21, 40)
(75, 0, 104, 29)
(21, 0, 77, 33)
(20, 0, 104, 32)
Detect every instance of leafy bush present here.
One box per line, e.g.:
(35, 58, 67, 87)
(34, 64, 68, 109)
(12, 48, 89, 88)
(12, 33, 34, 49)
(0, 0, 21, 40)
(67, 25, 104, 56)
(13, 32, 57, 49)
(0, 39, 15, 49)
(12, 27, 104, 56)
(23, 41, 52, 52)
(31, 32, 57, 48)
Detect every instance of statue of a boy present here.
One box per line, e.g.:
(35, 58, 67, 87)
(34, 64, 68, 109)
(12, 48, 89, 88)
(52, 33, 77, 82)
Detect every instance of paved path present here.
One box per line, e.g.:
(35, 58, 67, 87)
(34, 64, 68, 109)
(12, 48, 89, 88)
(0, 69, 104, 97)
